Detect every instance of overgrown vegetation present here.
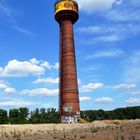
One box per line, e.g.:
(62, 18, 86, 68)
(0, 106, 139, 124)
(0, 108, 60, 124)
(81, 106, 140, 122)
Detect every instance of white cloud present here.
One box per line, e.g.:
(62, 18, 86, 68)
(0, 80, 16, 93)
(77, 23, 140, 43)
(77, 26, 101, 34)
(0, 58, 59, 78)
(13, 25, 34, 37)
(77, 0, 119, 13)
(0, 101, 36, 107)
(105, 0, 140, 22)
(33, 77, 80, 85)
(77, 24, 140, 36)
(95, 97, 113, 103)
(106, 9, 140, 22)
(52, 62, 59, 69)
(0, 2, 11, 16)
(0, 1, 14, 21)
(41, 62, 59, 70)
(124, 68, 140, 83)
(30, 58, 40, 65)
(78, 78, 81, 84)
(0, 83, 8, 89)
(79, 35, 121, 44)
(4, 87, 16, 93)
(21, 88, 58, 96)
(80, 83, 104, 93)
(129, 91, 140, 95)
(80, 97, 92, 102)
(33, 77, 59, 84)
(95, 34, 120, 42)
(126, 98, 140, 104)
(123, 51, 140, 83)
(40, 61, 51, 69)
(83, 64, 102, 72)
(113, 84, 136, 90)
(86, 49, 124, 59)
(0, 59, 45, 77)
(76, 0, 140, 43)
(76, 25, 122, 34)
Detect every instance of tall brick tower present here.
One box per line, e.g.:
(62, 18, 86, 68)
(54, 0, 80, 123)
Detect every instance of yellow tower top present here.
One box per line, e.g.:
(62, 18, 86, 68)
(55, 0, 78, 15)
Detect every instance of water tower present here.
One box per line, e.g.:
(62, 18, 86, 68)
(54, 0, 80, 123)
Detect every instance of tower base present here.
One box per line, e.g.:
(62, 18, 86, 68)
(61, 115, 80, 124)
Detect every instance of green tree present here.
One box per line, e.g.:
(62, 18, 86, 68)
(96, 109, 105, 120)
(19, 107, 29, 124)
(40, 108, 47, 123)
(30, 108, 60, 124)
(114, 108, 126, 120)
(46, 108, 60, 123)
(30, 108, 41, 123)
(9, 109, 20, 124)
(0, 109, 8, 124)
(1, 106, 139, 124)
(81, 110, 97, 122)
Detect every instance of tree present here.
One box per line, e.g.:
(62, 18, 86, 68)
(114, 108, 126, 120)
(30, 108, 60, 124)
(30, 108, 41, 123)
(81, 110, 97, 122)
(96, 109, 105, 120)
(9, 108, 29, 124)
(19, 107, 29, 124)
(40, 108, 47, 123)
(0, 109, 8, 124)
(46, 108, 60, 123)
(0, 106, 139, 124)
(9, 109, 20, 124)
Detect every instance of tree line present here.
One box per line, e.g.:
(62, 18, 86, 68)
(0, 108, 60, 124)
(81, 106, 140, 122)
(0, 106, 139, 124)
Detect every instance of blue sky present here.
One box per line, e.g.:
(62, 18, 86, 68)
(0, 0, 140, 111)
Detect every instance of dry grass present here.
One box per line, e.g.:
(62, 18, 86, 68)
(0, 120, 140, 140)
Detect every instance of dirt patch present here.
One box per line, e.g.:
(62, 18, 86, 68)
(0, 120, 140, 140)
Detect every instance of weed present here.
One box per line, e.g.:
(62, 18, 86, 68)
(91, 127, 98, 133)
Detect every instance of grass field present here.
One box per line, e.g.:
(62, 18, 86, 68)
(0, 120, 140, 140)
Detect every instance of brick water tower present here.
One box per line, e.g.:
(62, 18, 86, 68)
(54, 0, 80, 123)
